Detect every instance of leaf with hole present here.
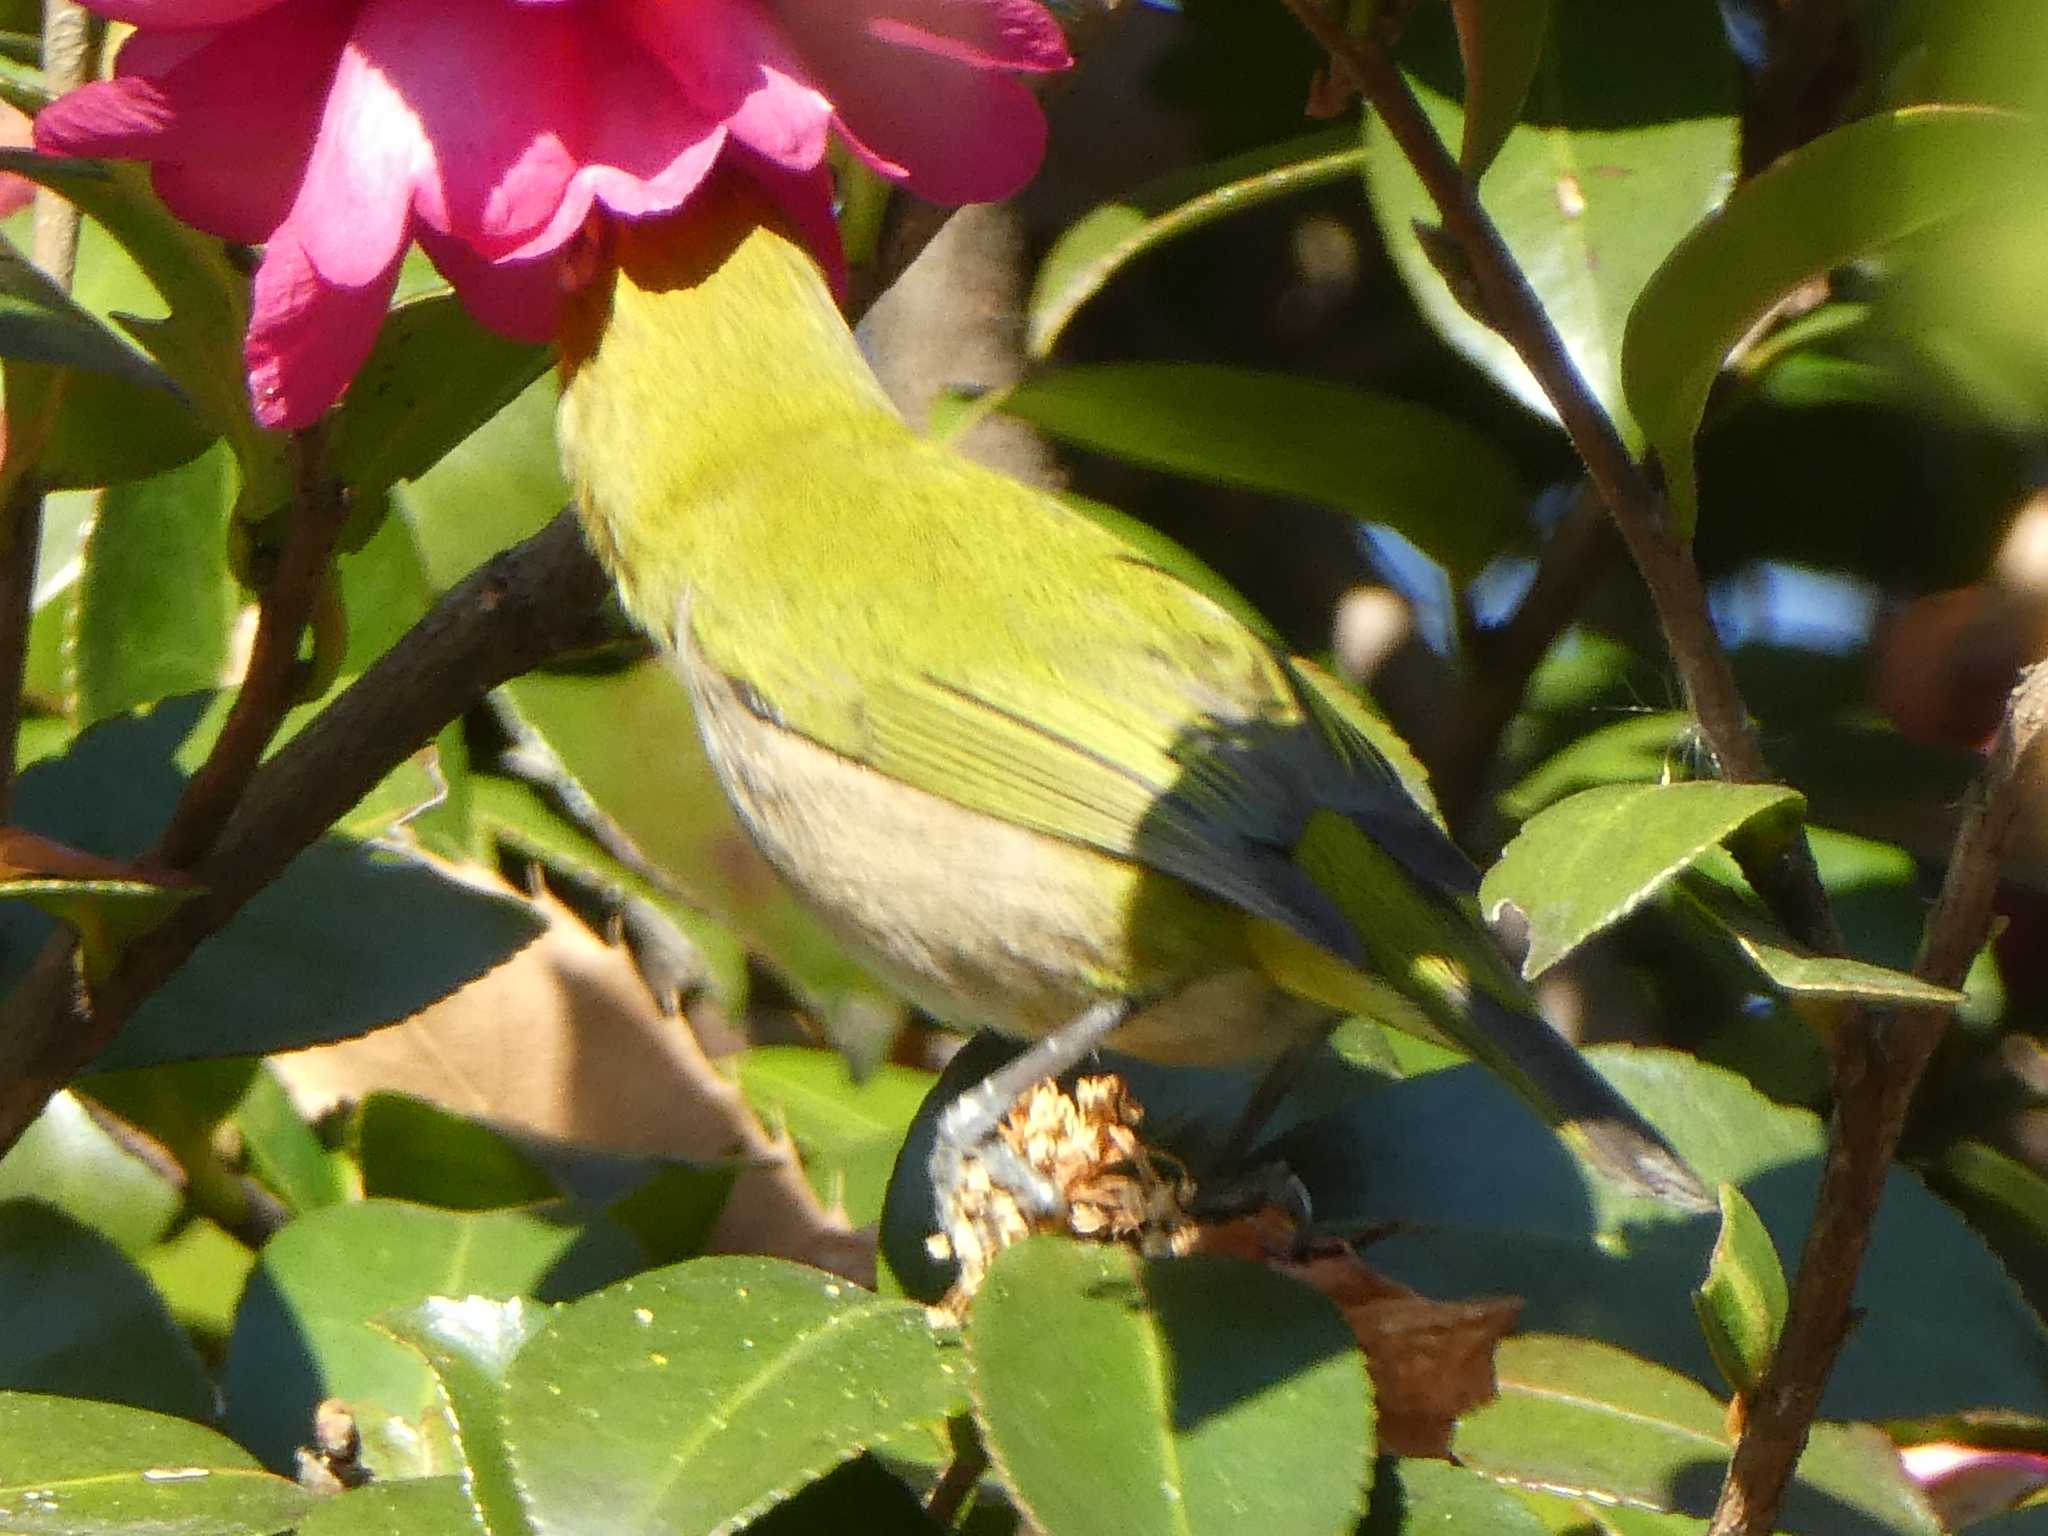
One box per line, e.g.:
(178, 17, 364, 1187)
(1481, 780, 1804, 976)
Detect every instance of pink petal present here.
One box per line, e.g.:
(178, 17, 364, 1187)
(286, 6, 435, 287)
(36, 3, 347, 242)
(246, 222, 400, 429)
(619, 0, 832, 173)
(416, 226, 560, 342)
(85, 0, 287, 26)
(830, 49, 1048, 204)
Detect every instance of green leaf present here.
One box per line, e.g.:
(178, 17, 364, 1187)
(967, 1239, 1373, 1536)
(737, 1047, 934, 1228)
(356, 1093, 557, 1212)
(70, 441, 239, 729)
(0, 1392, 313, 1536)
(330, 289, 552, 506)
(0, 153, 291, 519)
(1623, 105, 2034, 533)
(380, 1296, 548, 1536)
(1366, 0, 1738, 443)
(231, 1062, 353, 1214)
(1692, 1183, 1786, 1396)
(1456, 1336, 1939, 1534)
(295, 1478, 482, 1536)
(1274, 1050, 2048, 1424)
(0, 873, 198, 982)
(995, 363, 1525, 578)
(140, 1217, 257, 1350)
(1676, 884, 1966, 1009)
(1028, 128, 1364, 357)
(1480, 780, 1804, 976)
(1360, 1457, 1550, 1535)
(1451, 0, 1555, 178)
(1501, 711, 1698, 819)
(0, 228, 181, 387)
(0, 1090, 180, 1254)
(0, 1200, 212, 1421)
(225, 1198, 643, 1476)
(501, 1257, 967, 1536)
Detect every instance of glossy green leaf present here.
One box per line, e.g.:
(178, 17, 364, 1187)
(1457, 1336, 1939, 1534)
(1365, 0, 1737, 443)
(1274, 1050, 2048, 1424)
(502, 1257, 966, 1536)
(357, 1093, 557, 1212)
(1501, 712, 1698, 819)
(232, 1062, 353, 1213)
(736, 1047, 934, 1227)
(1481, 780, 1804, 976)
(381, 1297, 547, 1536)
(968, 1239, 1372, 1536)
(0, 1091, 180, 1254)
(1692, 1182, 1786, 1396)
(996, 363, 1525, 577)
(1677, 884, 1965, 1009)
(330, 289, 552, 505)
(1452, 0, 1554, 177)
(225, 1199, 642, 1475)
(0, 153, 291, 519)
(0, 1201, 211, 1421)
(1624, 105, 2034, 533)
(1360, 1457, 1550, 1535)
(0, 1392, 312, 1536)
(70, 441, 239, 729)
(295, 1478, 482, 1536)
(1028, 129, 1364, 357)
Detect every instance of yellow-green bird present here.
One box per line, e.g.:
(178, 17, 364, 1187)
(555, 187, 1709, 1233)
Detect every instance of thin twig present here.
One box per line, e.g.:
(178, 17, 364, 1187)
(1708, 663, 2048, 1535)
(1436, 488, 1616, 825)
(1276, 0, 1842, 956)
(925, 1414, 990, 1529)
(0, 509, 614, 1151)
(153, 425, 350, 867)
(0, 2, 97, 817)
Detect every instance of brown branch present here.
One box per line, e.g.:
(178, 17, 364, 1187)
(0, 472, 43, 820)
(0, 508, 613, 1151)
(1708, 662, 2048, 1535)
(153, 426, 350, 866)
(1275, 0, 1843, 955)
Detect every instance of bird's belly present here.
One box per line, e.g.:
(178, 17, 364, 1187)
(675, 640, 1323, 1065)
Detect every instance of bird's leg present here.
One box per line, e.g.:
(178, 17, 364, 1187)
(1205, 1013, 1342, 1177)
(930, 997, 1136, 1227)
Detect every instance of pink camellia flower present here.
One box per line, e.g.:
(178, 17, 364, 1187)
(34, 0, 1069, 430)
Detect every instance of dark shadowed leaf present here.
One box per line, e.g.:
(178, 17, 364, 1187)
(0, 1201, 211, 1421)
(1027, 129, 1364, 357)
